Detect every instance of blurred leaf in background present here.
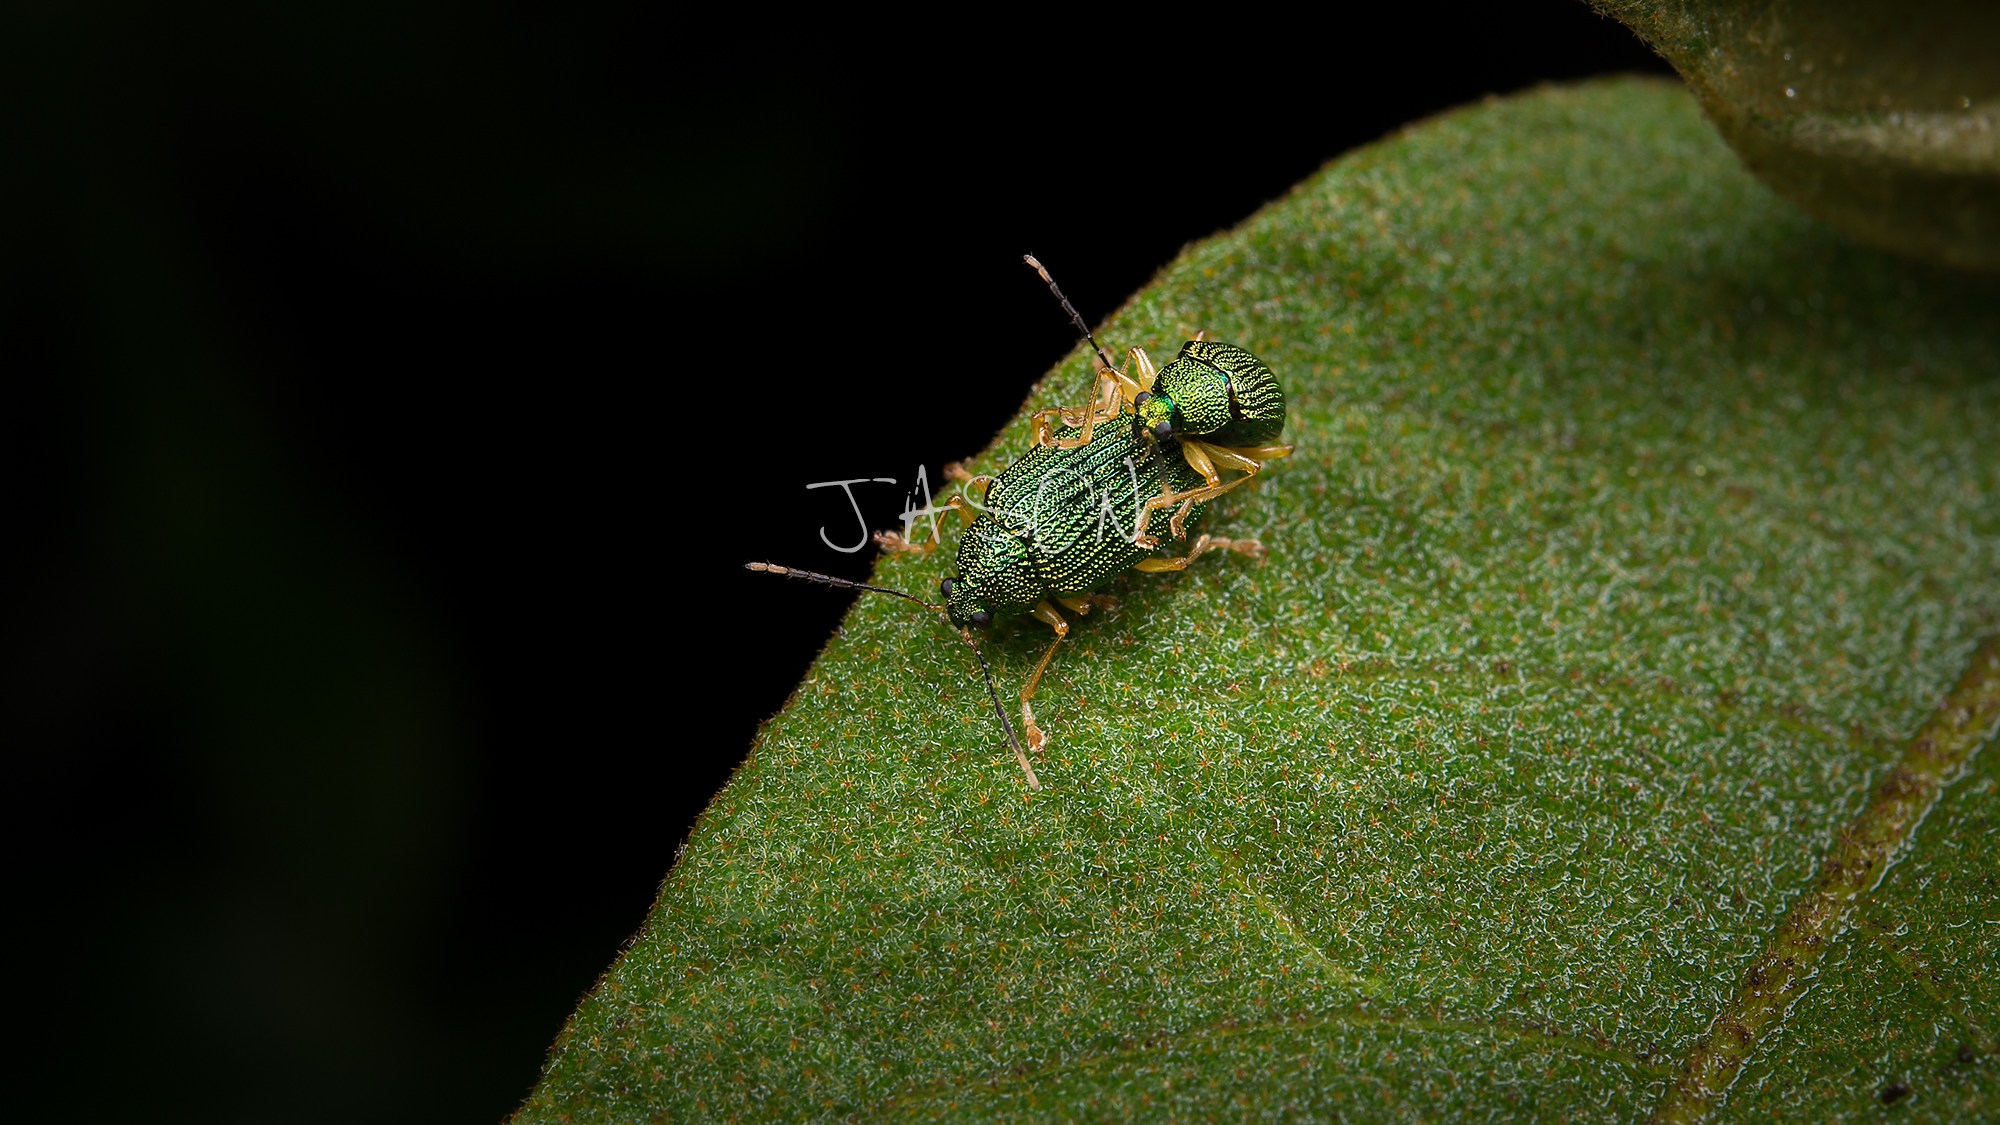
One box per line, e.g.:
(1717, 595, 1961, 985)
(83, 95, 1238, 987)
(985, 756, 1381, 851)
(1596, 0, 2000, 270)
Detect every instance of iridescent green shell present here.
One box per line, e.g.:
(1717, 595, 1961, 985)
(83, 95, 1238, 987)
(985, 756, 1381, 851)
(944, 420, 1207, 626)
(1147, 340, 1287, 448)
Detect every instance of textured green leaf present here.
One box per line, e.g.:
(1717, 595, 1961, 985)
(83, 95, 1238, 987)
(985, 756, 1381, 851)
(517, 79, 2000, 1122)
(1727, 734, 2000, 1122)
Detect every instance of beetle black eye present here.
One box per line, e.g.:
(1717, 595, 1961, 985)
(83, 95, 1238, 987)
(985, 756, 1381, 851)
(1152, 419, 1176, 441)
(969, 611, 992, 627)
(1133, 391, 1152, 406)
(939, 577, 955, 596)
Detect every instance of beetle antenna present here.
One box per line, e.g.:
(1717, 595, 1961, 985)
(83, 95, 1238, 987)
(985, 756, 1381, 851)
(745, 562, 1043, 790)
(957, 627, 1041, 790)
(744, 561, 941, 610)
(1023, 254, 1118, 376)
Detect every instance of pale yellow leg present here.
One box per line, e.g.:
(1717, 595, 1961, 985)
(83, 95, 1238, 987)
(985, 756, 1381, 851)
(1028, 599, 1070, 637)
(1137, 474, 1251, 540)
(1131, 480, 1174, 545)
(1141, 415, 1252, 518)
(1132, 533, 1267, 573)
(1217, 443, 1297, 465)
(1035, 370, 1132, 449)
(872, 530, 935, 554)
(959, 625, 1041, 791)
(1094, 368, 1128, 415)
(1033, 397, 1093, 449)
(1138, 439, 1299, 539)
(1018, 601, 1070, 753)
(1128, 435, 1294, 545)
(1164, 440, 1269, 537)
(874, 480, 993, 552)
(1191, 443, 1261, 477)
(1030, 406, 1065, 449)
(1128, 347, 1159, 394)
(1181, 440, 1221, 487)
(949, 485, 991, 526)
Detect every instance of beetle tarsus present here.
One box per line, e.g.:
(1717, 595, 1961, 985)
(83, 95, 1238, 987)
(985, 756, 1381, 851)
(1022, 700, 1048, 754)
(873, 530, 936, 555)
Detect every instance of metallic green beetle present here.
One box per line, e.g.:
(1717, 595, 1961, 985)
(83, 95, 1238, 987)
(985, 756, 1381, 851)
(751, 257, 1293, 790)
(1137, 339, 1289, 448)
(936, 402, 1281, 778)
(1020, 256, 1292, 547)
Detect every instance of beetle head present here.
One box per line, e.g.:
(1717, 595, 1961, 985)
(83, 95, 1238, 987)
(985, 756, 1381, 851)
(1131, 390, 1182, 444)
(939, 575, 994, 629)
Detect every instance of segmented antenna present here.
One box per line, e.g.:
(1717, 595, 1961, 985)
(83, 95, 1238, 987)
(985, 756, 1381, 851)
(744, 562, 1042, 790)
(956, 626, 1040, 790)
(1023, 254, 1117, 375)
(745, 561, 940, 609)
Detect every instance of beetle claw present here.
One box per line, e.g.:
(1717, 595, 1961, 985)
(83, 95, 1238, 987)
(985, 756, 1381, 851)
(1022, 700, 1048, 754)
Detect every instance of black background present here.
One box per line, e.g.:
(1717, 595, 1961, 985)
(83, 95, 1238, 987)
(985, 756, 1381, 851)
(3, 4, 1671, 1121)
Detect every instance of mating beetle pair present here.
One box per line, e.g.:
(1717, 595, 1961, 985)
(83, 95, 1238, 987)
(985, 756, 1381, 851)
(749, 257, 1292, 789)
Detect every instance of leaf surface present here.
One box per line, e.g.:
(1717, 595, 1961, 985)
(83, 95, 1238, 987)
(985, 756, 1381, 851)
(517, 79, 2000, 1123)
